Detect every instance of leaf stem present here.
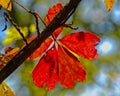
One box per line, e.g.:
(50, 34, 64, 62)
(13, 0, 46, 27)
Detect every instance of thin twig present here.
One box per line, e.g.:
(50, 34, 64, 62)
(4, 12, 28, 45)
(63, 24, 78, 30)
(13, 0, 43, 36)
(30, 11, 40, 36)
(13, 0, 46, 26)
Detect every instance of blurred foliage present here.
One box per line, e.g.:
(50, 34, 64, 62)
(0, 0, 120, 96)
(3, 24, 36, 45)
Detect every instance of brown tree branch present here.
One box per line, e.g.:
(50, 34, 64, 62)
(0, 0, 82, 83)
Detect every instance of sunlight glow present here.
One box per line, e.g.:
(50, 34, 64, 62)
(98, 39, 113, 54)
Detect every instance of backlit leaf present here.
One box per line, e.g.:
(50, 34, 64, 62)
(32, 45, 58, 90)
(60, 32, 100, 60)
(104, 0, 115, 11)
(32, 32, 100, 90)
(46, 3, 63, 38)
(32, 31, 100, 90)
(0, 0, 12, 11)
(31, 3, 101, 90)
(32, 45, 86, 90)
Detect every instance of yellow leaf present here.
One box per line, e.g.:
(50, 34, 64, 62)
(3, 26, 28, 45)
(0, 0, 12, 11)
(104, 0, 115, 12)
(0, 82, 16, 96)
(3, 24, 36, 45)
(29, 24, 36, 33)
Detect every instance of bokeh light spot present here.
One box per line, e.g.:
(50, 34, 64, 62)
(98, 39, 114, 54)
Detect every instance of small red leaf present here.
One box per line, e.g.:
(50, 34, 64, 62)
(58, 45, 86, 88)
(27, 35, 53, 60)
(46, 3, 63, 38)
(32, 46, 58, 90)
(60, 32, 101, 60)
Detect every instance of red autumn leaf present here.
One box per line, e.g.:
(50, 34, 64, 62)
(26, 35, 53, 60)
(31, 3, 101, 90)
(32, 45, 85, 90)
(32, 31, 100, 90)
(46, 3, 63, 38)
(60, 32, 100, 60)
(32, 45, 58, 90)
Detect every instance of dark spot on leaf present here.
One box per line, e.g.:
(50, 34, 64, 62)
(77, 32, 85, 40)
(45, 56, 51, 62)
